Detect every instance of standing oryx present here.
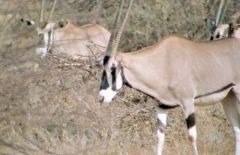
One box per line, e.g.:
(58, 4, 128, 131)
(21, 0, 110, 61)
(98, 0, 240, 155)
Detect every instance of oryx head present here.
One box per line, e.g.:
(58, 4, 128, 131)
(20, 0, 58, 58)
(212, 24, 231, 40)
(99, 0, 133, 103)
(210, 11, 240, 40)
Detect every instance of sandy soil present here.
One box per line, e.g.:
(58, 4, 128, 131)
(0, 0, 239, 155)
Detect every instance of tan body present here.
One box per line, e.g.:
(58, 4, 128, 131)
(119, 36, 240, 104)
(51, 22, 111, 59)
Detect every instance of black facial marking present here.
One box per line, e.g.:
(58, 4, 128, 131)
(186, 113, 195, 129)
(38, 34, 44, 47)
(159, 104, 179, 110)
(103, 55, 110, 66)
(47, 30, 52, 51)
(111, 66, 117, 91)
(100, 70, 109, 90)
(210, 36, 213, 40)
(216, 33, 220, 39)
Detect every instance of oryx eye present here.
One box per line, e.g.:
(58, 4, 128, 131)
(216, 33, 220, 38)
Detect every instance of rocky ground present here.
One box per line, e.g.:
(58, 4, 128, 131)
(0, 0, 239, 155)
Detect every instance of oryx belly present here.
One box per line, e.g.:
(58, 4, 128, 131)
(194, 85, 233, 106)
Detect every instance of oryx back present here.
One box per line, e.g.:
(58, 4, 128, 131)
(120, 36, 240, 104)
(53, 22, 110, 59)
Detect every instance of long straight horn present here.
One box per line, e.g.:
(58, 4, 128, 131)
(105, 0, 124, 57)
(40, 0, 45, 23)
(111, 0, 134, 57)
(48, 0, 58, 21)
(215, 0, 229, 27)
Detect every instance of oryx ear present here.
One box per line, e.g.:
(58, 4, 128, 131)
(58, 20, 68, 28)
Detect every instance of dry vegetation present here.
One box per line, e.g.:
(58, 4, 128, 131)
(0, 0, 240, 155)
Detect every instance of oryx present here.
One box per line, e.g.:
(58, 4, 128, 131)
(209, 0, 230, 40)
(211, 9, 240, 40)
(98, 0, 240, 155)
(21, 0, 110, 60)
(208, 0, 240, 40)
(213, 23, 240, 39)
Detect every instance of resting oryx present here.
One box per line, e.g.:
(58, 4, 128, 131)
(21, 0, 110, 60)
(21, 19, 110, 60)
(98, 0, 240, 155)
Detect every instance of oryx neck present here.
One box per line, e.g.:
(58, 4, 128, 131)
(121, 67, 132, 88)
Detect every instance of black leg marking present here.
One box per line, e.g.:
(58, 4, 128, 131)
(159, 104, 179, 110)
(186, 113, 195, 129)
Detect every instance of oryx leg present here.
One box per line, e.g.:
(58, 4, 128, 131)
(182, 99, 198, 155)
(36, 48, 47, 58)
(225, 87, 240, 155)
(156, 107, 167, 155)
(232, 85, 240, 115)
